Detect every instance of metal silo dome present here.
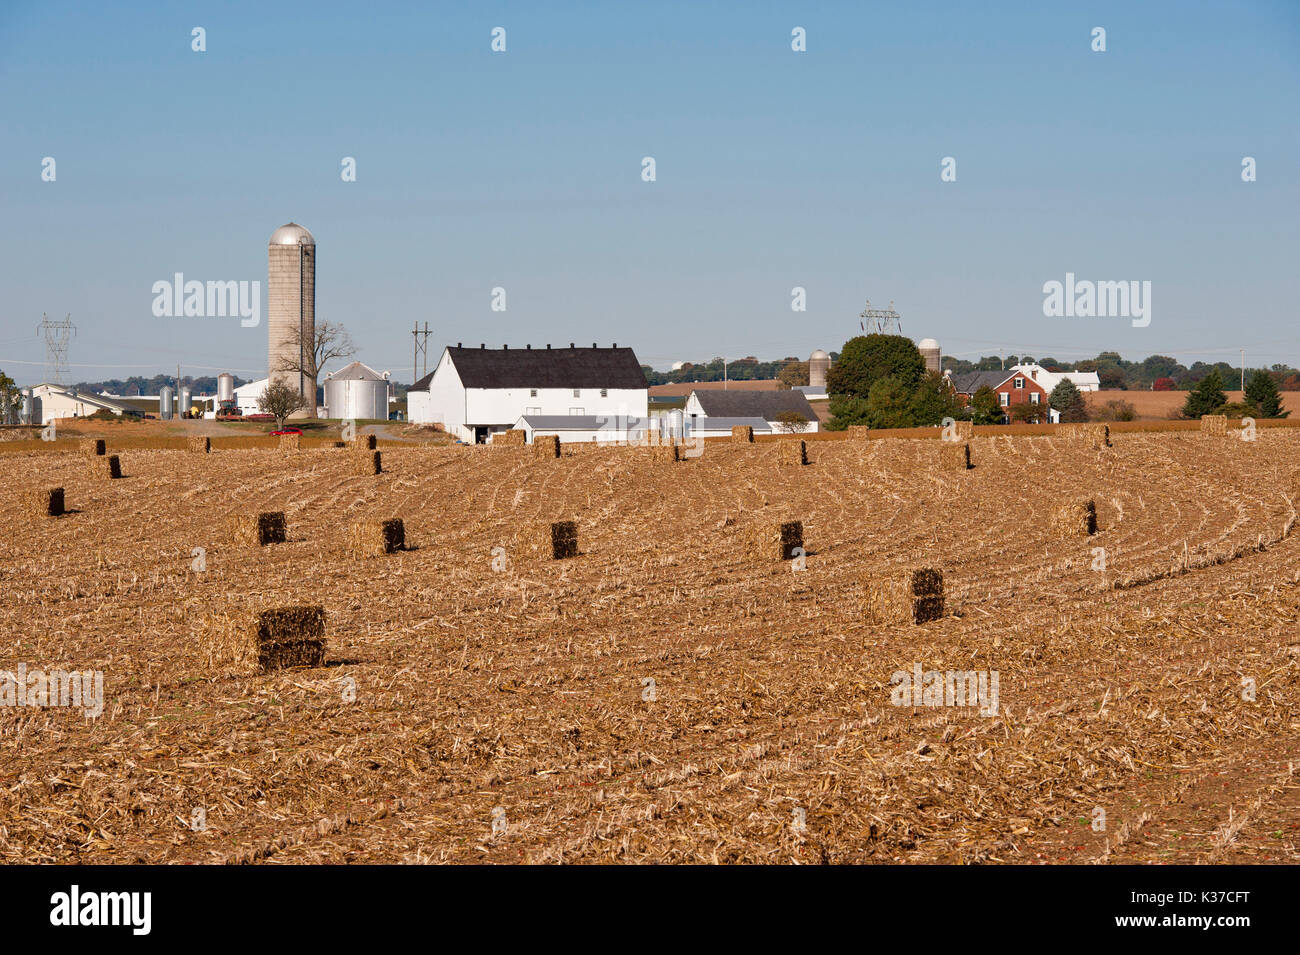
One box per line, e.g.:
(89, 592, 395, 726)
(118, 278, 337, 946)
(269, 223, 315, 246)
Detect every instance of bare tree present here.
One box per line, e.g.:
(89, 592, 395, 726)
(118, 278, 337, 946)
(774, 410, 811, 433)
(257, 381, 308, 430)
(273, 320, 357, 411)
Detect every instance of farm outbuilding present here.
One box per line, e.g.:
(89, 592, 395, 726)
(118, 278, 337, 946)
(27, 384, 141, 425)
(684, 389, 819, 433)
(407, 343, 649, 444)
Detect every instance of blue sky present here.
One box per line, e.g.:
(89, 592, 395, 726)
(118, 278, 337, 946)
(2, 0, 1298, 384)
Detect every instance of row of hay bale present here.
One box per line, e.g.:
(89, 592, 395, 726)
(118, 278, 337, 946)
(233, 511, 404, 555)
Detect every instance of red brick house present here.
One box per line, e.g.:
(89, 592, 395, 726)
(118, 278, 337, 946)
(948, 369, 1052, 423)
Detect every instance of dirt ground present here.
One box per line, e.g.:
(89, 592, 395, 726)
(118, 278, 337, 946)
(1, 432, 1297, 863)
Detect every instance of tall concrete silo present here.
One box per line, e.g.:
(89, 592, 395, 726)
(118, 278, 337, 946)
(268, 223, 316, 417)
(809, 349, 831, 389)
(918, 338, 941, 374)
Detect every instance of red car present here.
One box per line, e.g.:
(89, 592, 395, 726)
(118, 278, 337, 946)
(271, 427, 303, 436)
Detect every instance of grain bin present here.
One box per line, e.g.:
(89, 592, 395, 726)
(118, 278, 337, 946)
(160, 386, 174, 420)
(20, 389, 33, 425)
(268, 222, 316, 418)
(217, 373, 234, 404)
(179, 386, 192, 416)
(323, 361, 389, 420)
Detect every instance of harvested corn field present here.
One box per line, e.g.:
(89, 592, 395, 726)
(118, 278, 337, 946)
(1, 431, 1298, 864)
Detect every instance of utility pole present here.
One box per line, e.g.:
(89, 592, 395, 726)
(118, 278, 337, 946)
(1241, 349, 1245, 393)
(412, 321, 431, 383)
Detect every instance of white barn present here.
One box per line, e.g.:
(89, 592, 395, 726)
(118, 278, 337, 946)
(28, 384, 141, 425)
(408, 343, 649, 443)
(684, 389, 819, 433)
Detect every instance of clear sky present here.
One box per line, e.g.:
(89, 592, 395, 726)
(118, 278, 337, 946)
(2, 0, 1297, 385)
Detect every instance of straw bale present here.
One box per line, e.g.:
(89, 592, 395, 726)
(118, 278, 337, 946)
(1063, 423, 1111, 447)
(865, 568, 944, 625)
(778, 440, 807, 466)
(847, 425, 870, 440)
(233, 511, 287, 546)
(496, 429, 527, 447)
(80, 438, 105, 456)
(350, 434, 377, 450)
(1200, 414, 1227, 435)
(731, 426, 754, 444)
(647, 444, 680, 462)
(938, 441, 971, 470)
(950, 420, 973, 440)
(27, 487, 64, 518)
(87, 454, 121, 479)
(355, 450, 382, 475)
(1051, 499, 1097, 536)
(349, 518, 405, 556)
(747, 520, 804, 560)
(525, 520, 578, 559)
(279, 432, 301, 450)
(206, 606, 326, 674)
(187, 436, 210, 453)
(533, 435, 561, 459)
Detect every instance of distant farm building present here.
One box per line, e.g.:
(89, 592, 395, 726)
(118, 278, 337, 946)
(407, 344, 649, 444)
(27, 384, 142, 425)
(685, 389, 819, 433)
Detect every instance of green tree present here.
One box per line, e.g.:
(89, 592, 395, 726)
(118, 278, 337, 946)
(824, 395, 869, 430)
(1244, 369, 1288, 418)
(773, 410, 812, 433)
(1048, 378, 1089, 422)
(907, 372, 962, 426)
(968, 385, 1004, 425)
(258, 380, 308, 429)
(0, 369, 22, 425)
(825, 335, 926, 399)
(777, 361, 809, 389)
(1182, 369, 1227, 418)
(863, 377, 915, 429)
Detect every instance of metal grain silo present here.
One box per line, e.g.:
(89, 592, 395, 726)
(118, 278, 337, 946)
(20, 389, 33, 425)
(160, 386, 174, 420)
(268, 222, 316, 417)
(179, 386, 192, 416)
(217, 373, 234, 403)
(323, 361, 389, 420)
(918, 338, 941, 373)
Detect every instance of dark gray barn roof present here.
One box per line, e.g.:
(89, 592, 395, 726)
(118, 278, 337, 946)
(412, 345, 647, 391)
(689, 389, 816, 419)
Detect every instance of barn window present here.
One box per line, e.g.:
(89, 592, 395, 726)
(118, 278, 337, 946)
(600, 388, 608, 398)
(530, 389, 538, 397)
(1014, 377, 1025, 389)
(573, 389, 580, 398)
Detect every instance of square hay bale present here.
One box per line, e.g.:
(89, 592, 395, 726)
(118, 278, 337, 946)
(865, 568, 945, 625)
(278, 432, 301, 451)
(87, 454, 122, 479)
(647, 444, 680, 462)
(533, 435, 561, 459)
(778, 440, 807, 466)
(539, 520, 578, 559)
(1200, 414, 1227, 435)
(354, 450, 382, 475)
(747, 520, 804, 560)
(1051, 499, 1097, 536)
(496, 429, 527, 447)
(951, 420, 973, 440)
(349, 518, 405, 556)
(1063, 423, 1111, 448)
(233, 511, 287, 546)
(187, 436, 210, 453)
(206, 606, 326, 674)
(350, 434, 377, 450)
(938, 441, 971, 470)
(28, 487, 64, 518)
(731, 425, 754, 444)
(80, 438, 106, 456)
(847, 425, 870, 440)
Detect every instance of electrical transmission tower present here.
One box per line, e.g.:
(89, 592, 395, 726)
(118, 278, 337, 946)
(859, 300, 903, 336)
(36, 312, 76, 384)
(412, 321, 432, 383)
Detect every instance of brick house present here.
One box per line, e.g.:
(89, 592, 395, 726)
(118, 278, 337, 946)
(949, 369, 1052, 423)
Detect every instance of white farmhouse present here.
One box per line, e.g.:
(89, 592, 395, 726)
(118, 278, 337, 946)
(407, 343, 649, 443)
(1010, 363, 1101, 394)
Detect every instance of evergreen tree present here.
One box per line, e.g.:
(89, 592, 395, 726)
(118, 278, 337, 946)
(969, 385, 1004, 425)
(906, 372, 962, 426)
(864, 377, 914, 429)
(1048, 378, 1088, 422)
(825, 335, 926, 399)
(1244, 369, 1287, 418)
(1182, 369, 1227, 418)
